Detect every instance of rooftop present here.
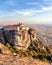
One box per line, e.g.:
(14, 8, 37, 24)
(4, 23, 23, 29)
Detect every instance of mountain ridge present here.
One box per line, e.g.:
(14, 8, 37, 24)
(0, 23, 52, 65)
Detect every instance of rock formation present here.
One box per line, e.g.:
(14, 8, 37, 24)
(0, 29, 5, 44)
(0, 43, 11, 54)
(0, 23, 52, 64)
(0, 23, 37, 50)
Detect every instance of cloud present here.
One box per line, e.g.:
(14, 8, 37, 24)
(14, 6, 52, 16)
(14, 10, 32, 16)
(0, 6, 52, 18)
(0, 9, 34, 17)
(26, 0, 52, 6)
(42, 6, 52, 11)
(7, 9, 43, 16)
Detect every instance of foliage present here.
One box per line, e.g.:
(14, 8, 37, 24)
(5, 40, 52, 63)
(27, 40, 52, 62)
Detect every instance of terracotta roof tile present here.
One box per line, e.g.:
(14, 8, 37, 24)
(4, 24, 22, 29)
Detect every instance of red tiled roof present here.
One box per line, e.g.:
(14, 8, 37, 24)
(4, 24, 22, 29)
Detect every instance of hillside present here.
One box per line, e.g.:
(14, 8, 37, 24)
(0, 23, 52, 65)
(27, 24, 52, 49)
(0, 54, 52, 65)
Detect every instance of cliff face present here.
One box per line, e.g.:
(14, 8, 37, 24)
(0, 24, 51, 51)
(0, 29, 5, 44)
(1, 24, 36, 50)
(0, 24, 52, 64)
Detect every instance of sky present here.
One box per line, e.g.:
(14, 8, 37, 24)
(0, 0, 52, 25)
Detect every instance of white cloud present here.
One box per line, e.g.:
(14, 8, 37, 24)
(0, 9, 34, 17)
(15, 6, 52, 16)
(9, 9, 43, 16)
(14, 10, 32, 16)
(0, 6, 52, 18)
(26, 0, 52, 7)
(42, 6, 52, 11)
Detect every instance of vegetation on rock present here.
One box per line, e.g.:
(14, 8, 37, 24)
(0, 24, 52, 63)
(5, 39, 52, 63)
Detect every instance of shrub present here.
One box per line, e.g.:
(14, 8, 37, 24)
(6, 43, 11, 48)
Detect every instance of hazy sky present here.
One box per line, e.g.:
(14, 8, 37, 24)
(0, 0, 52, 24)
